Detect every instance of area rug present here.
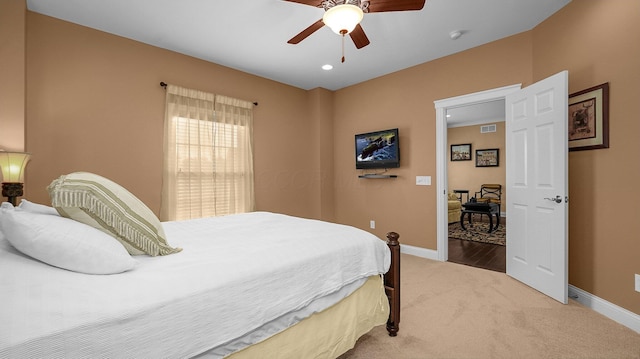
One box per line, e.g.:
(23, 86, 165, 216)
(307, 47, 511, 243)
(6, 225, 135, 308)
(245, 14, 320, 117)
(448, 220, 505, 246)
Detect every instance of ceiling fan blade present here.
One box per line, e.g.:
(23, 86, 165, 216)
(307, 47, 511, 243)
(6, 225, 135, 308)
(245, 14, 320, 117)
(368, 0, 426, 12)
(282, 0, 321, 7)
(287, 19, 325, 44)
(349, 24, 370, 49)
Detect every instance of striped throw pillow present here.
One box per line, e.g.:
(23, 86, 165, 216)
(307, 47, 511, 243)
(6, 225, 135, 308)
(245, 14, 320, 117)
(48, 172, 181, 256)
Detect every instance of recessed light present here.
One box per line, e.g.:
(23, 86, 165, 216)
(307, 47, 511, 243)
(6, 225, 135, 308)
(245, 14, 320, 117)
(449, 30, 463, 40)
(322, 64, 333, 71)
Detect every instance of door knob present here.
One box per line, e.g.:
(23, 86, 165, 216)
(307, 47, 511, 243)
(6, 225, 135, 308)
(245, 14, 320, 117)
(544, 195, 562, 203)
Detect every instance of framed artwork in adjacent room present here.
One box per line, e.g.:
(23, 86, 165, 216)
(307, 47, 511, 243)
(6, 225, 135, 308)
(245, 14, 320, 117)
(475, 148, 499, 167)
(568, 82, 609, 151)
(450, 143, 471, 161)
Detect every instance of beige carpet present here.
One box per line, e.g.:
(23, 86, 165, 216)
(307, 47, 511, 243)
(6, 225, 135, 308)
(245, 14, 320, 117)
(339, 254, 640, 359)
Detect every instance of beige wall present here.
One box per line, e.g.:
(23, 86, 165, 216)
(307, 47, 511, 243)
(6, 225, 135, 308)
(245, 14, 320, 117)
(3, 0, 638, 316)
(0, 0, 26, 152)
(333, 31, 532, 250)
(307, 88, 336, 222)
(448, 123, 506, 209)
(333, 0, 639, 315)
(532, 0, 640, 314)
(24, 12, 331, 220)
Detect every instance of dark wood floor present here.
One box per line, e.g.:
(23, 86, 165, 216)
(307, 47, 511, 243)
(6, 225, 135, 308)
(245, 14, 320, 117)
(447, 218, 506, 273)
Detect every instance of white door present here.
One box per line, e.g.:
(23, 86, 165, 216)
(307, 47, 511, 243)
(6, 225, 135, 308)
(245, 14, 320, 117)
(505, 71, 568, 304)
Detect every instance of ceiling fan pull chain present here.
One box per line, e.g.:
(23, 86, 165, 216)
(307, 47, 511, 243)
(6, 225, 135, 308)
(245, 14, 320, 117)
(341, 33, 346, 63)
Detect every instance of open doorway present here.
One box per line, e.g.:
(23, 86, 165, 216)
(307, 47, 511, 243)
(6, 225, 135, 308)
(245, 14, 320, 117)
(436, 73, 569, 303)
(446, 100, 506, 272)
(434, 84, 521, 265)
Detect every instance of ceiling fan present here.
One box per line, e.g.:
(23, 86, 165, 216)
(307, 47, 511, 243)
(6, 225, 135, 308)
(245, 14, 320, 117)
(285, 0, 426, 62)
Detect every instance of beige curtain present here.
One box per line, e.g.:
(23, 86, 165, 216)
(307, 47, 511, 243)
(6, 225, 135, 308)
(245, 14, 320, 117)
(161, 85, 255, 221)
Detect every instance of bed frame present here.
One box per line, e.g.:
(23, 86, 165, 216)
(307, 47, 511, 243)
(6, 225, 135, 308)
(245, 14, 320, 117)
(384, 231, 401, 336)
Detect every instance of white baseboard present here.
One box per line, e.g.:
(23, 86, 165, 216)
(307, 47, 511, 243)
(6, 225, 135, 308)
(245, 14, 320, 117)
(569, 285, 640, 333)
(400, 244, 438, 261)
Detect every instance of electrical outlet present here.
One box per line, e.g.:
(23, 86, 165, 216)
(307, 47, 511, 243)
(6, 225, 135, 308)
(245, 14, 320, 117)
(635, 274, 640, 293)
(370, 220, 375, 229)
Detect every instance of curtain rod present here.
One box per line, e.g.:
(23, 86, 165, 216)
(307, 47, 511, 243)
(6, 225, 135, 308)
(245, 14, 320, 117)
(160, 82, 258, 106)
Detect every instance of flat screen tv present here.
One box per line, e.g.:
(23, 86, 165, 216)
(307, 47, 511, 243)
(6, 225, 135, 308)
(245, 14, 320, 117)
(355, 128, 400, 170)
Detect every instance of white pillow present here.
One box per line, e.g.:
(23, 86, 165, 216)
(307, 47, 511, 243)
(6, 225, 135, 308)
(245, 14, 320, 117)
(0, 202, 11, 247)
(48, 172, 181, 256)
(0, 205, 8, 251)
(18, 199, 60, 216)
(0, 205, 138, 275)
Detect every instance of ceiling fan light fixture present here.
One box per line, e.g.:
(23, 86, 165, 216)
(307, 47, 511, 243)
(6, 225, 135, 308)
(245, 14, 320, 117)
(322, 4, 364, 35)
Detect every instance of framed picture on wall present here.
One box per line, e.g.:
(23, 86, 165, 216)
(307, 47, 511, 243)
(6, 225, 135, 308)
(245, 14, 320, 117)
(450, 144, 471, 161)
(475, 148, 499, 167)
(568, 82, 609, 151)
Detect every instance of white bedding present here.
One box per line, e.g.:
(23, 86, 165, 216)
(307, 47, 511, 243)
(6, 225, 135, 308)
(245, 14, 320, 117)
(0, 211, 390, 358)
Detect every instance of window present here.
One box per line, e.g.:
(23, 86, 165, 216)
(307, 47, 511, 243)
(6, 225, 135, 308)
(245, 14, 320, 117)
(161, 85, 254, 221)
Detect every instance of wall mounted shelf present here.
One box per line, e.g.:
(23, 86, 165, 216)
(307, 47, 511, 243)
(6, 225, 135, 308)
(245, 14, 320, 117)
(358, 174, 398, 179)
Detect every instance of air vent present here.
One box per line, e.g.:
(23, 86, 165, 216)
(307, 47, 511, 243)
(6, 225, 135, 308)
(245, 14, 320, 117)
(481, 124, 497, 133)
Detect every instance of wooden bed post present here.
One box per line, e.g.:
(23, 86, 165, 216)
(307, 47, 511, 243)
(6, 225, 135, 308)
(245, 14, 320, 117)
(384, 231, 400, 337)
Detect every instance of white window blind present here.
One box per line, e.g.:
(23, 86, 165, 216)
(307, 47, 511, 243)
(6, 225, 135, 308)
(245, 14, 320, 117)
(161, 85, 255, 221)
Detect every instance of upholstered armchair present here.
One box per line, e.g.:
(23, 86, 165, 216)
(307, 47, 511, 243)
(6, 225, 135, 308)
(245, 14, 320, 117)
(448, 192, 462, 223)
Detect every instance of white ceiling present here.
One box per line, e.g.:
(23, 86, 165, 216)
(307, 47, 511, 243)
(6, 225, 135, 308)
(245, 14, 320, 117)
(26, 0, 571, 92)
(446, 99, 505, 128)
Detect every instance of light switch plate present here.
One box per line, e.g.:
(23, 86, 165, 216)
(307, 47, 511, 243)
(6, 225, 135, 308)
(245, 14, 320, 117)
(416, 176, 431, 186)
(635, 274, 640, 292)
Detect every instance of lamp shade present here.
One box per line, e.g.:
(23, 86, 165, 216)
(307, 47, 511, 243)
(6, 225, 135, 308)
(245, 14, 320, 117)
(0, 151, 31, 183)
(323, 4, 364, 35)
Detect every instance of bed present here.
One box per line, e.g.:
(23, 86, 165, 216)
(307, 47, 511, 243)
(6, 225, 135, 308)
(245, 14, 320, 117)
(0, 175, 401, 359)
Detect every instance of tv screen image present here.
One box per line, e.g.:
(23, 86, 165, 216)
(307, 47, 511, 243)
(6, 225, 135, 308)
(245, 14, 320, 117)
(355, 128, 400, 169)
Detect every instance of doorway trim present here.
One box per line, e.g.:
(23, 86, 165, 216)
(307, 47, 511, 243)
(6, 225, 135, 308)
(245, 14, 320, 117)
(434, 84, 521, 262)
